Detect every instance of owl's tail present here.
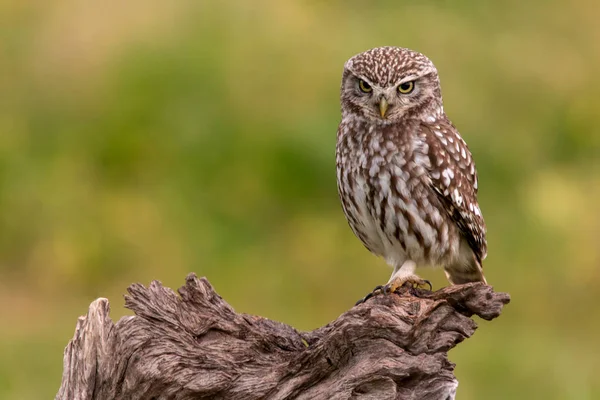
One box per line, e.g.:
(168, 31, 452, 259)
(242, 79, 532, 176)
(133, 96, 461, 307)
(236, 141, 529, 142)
(444, 260, 487, 285)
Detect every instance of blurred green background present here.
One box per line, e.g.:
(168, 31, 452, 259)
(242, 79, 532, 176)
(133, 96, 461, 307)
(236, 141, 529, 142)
(1, 0, 599, 399)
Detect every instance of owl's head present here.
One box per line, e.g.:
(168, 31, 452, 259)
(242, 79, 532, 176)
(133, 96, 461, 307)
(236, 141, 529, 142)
(341, 47, 442, 123)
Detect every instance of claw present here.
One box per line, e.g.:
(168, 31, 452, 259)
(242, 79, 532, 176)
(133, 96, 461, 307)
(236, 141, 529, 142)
(423, 279, 432, 291)
(404, 279, 432, 295)
(355, 285, 385, 305)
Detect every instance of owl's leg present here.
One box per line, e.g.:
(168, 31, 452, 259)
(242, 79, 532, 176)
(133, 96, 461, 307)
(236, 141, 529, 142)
(383, 261, 432, 294)
(355, 261, 431, 305)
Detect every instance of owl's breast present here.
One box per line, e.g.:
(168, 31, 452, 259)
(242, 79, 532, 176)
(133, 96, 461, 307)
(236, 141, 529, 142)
(336, 119, 460, 267)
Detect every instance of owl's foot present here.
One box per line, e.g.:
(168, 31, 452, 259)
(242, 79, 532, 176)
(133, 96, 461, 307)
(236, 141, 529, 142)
(385, 274, 432, 294)
(355, 275, 432, 305)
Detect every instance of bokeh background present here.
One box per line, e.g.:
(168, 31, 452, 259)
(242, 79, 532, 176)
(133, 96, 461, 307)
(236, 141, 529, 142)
(1, 1, 599, 399)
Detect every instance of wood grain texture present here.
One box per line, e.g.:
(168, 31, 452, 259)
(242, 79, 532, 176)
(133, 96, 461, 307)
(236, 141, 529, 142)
(56, 274, 510, 400)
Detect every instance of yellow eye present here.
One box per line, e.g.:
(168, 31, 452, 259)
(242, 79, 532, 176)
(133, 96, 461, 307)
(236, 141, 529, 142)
(398, 81, 415, 94)
(358, 79, 372, 93)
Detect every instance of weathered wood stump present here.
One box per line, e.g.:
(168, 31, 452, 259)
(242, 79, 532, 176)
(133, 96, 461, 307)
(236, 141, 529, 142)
(56, 273, 509, 400)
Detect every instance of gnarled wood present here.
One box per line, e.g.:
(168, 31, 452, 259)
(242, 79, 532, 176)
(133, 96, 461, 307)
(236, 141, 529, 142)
(56, 274, 510, 400)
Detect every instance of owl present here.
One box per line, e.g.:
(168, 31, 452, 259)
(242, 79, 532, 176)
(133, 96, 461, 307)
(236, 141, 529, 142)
(336, 47, 487, 303)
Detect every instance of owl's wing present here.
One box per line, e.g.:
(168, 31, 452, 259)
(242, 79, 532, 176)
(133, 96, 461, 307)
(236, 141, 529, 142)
(421, 120, 487, 263)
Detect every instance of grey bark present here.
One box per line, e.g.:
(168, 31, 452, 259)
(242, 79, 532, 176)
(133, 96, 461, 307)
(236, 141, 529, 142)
(56, 274, 510, 400)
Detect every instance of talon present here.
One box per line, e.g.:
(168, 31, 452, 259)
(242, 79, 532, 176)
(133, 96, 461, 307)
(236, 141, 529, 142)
(406, 279, 432, 295)
(372, 284, 385, 293)
(355, 285, 385, 305)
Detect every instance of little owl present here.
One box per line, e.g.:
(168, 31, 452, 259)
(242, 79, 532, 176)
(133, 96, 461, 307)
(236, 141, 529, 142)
(336, 47, 487, 303)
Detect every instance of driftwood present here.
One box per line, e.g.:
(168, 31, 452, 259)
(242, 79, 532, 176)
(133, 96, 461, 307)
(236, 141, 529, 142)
(56, 273, 509, 400)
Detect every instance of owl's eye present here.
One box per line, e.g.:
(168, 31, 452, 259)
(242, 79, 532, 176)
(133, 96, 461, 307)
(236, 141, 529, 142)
(358, 79, 372, 93)
(398, 81, 415, 94)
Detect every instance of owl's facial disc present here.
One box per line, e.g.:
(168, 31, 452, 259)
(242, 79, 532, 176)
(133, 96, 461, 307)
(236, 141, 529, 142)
(341, 47, 443, 123)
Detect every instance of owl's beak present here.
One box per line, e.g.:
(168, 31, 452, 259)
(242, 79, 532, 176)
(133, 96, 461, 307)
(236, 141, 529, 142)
(378, 97, 389, 118)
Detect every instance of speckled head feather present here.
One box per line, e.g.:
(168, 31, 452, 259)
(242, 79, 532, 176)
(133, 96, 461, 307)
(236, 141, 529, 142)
(344, 47, 437, 87)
